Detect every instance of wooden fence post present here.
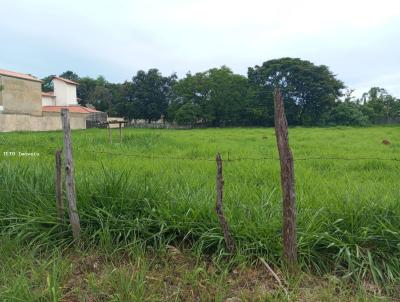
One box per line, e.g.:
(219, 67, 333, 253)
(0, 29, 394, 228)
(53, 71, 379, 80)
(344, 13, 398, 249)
(215, 153, 235, 253)
(55, 150, 63, 223)
(273, 87, 297, 267)
(108, 123, 112, 144)
(119, 122, 122, 144)
(61, 109, 81, 240)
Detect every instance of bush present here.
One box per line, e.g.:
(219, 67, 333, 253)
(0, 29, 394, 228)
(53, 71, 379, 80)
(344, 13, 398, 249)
(329, 102, 369, 126)
(174, 103, 200, 125)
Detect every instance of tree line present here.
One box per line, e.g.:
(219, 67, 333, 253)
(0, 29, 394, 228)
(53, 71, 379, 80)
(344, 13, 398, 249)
(42, 57, 400, 126)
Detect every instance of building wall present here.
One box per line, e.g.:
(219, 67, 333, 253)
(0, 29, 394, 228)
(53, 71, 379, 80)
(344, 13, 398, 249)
(42, 95, 55, 106)
(0, 76, 3, 108)
(0, 113, 86, 132)
(1, 75, 42, 116)
(53, 79, 78, 106)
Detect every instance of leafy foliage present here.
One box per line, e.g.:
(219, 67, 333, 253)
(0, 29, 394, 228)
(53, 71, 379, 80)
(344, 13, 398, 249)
(125, 69, 177, 121)
(41, 75, 55, 92)
(361, 87, 400, 122)
(329, 102, 369, 126)
(172, 102, 201, 125)
(168, 66, 249, 126)
(39, 58, 399, 126)
(248, 58, 345, 125)
(59, 70, 79, 82)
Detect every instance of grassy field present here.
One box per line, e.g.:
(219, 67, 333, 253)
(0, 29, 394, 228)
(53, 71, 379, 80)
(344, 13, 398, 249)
(0, 126, 399, 300)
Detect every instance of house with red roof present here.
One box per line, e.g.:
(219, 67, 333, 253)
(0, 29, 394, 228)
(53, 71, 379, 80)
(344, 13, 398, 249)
(42, 76, 79, 107)
(0, 68, 106, 132)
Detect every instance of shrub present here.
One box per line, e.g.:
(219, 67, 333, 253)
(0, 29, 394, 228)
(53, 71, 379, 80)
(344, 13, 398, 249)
(329, 102, 369, 126)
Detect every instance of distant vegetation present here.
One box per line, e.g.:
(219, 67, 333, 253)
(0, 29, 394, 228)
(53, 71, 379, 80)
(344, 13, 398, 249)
(42, 58, 400, 126)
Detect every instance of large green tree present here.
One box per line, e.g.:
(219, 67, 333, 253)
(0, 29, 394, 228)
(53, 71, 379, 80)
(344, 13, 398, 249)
(360, 87, 400, 122)
(128, 69, 176, 122)
(169, 66, 249, 126)
(77, 76, 111, 110)
(248, 58, 345, 125)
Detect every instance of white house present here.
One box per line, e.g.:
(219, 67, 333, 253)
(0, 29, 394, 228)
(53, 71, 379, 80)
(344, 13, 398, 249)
(41, 76, 78, 106)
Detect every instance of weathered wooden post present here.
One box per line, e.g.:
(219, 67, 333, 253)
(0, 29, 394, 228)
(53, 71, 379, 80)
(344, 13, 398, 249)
(215, 153, 235, 253)
(61, 109, 81, 240)
(119, 122, 122, 144)
(108, 123, 112, 144)
(55, 150, 63, 223)
(273, 87, 297, 267)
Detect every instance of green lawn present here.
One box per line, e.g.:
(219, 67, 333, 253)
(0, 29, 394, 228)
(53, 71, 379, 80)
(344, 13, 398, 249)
(0, 126, 399, 300)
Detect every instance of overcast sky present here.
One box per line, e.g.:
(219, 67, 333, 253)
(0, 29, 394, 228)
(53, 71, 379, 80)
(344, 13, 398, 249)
(1, 0, 399, 97)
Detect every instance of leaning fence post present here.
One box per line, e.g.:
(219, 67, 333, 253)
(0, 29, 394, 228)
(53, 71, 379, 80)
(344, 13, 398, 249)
(273, 87, 297, 268)
(61, 108, 81, 240)
(55, 149, 64, 223)
(215, 153, 235, 253)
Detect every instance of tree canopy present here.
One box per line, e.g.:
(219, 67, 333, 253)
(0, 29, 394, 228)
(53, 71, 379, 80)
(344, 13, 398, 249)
(361, 87, 400, 122)
(248, 58, 345, 125)
(40, 58, 399, 126)
(168, 66, 249, 126)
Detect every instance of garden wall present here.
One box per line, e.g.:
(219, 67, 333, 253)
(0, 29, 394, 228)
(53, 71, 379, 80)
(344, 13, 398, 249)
(0, 113, 86, 132)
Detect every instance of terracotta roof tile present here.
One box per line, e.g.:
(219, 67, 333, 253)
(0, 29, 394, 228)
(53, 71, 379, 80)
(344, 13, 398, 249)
(53, 76, 79, 85)
(0, 68, 41, 82)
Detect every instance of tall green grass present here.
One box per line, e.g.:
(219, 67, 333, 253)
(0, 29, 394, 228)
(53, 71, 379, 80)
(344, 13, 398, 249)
(0, 126, 399, 285)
